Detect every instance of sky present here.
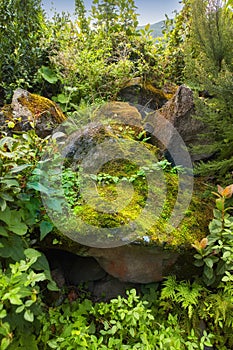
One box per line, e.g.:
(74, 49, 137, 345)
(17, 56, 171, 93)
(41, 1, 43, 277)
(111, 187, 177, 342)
(42, 0, 183, 26)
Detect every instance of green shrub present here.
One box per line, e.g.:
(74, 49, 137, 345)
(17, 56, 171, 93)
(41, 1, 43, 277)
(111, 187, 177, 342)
(0, 131, 58, 349)
(0, 0, 47, 103)
(0, 249, 48, 349)
(37, 288, 213, 350)
(193, 184, 233, 286)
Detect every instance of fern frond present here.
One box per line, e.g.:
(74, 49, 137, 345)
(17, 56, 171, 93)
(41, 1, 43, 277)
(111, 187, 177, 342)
(161, 276, 179, 301)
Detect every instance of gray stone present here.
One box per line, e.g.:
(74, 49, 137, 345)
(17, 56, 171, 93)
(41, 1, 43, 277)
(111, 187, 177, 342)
(9, 88, 65, 137)
(143, 85, 212, 161)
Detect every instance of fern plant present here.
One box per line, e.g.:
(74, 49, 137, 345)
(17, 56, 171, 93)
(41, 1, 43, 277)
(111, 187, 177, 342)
(160, 276, 204, 327)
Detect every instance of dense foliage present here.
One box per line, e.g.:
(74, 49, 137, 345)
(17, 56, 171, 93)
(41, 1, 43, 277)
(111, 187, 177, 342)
(0, 129, 232, 348)
(184, 0, 233, 179)
(0, 0, 233, 349)
(0, 0, 47, 103)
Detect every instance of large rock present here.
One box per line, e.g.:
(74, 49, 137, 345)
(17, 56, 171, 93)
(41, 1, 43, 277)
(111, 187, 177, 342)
(95, 101, 143, 128)
(44, 244, 200, 286)
(0, 88, 66, 137)
(59, 101, 144, 164)
(88, 245, 179, 283)
(118, 79, 176, 111)
(143, 85, 210, 161)
(38, 98, 212, 286)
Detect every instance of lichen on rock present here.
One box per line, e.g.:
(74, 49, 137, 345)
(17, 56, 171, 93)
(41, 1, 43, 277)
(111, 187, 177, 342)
(0, 88, 66, 137)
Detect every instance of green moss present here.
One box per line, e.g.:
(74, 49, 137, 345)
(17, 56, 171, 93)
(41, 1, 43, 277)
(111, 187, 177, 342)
(61, 156, 212, 249)
(145, 82, 174, 100)
(146, 177, 213, 248)
(18, 93, 66, 123)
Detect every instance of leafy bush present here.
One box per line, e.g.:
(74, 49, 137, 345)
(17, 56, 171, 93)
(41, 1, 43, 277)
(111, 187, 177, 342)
(193, 184, 233, 286)
(0, 131, 54, 249)
(0, 249, 47, 350)
(184, 0, 233, 179)
(35, 1, 163, 109)
(0, 0, 47, 103)
(37, 288, 213, 350)
(0, 131, 58, 348)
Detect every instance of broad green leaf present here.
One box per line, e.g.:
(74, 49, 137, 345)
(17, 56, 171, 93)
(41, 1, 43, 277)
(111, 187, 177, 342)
(129, 327, 135, 337)
(27, 181, 52, 194)
(204, 258, 214, 268)
(0, 235, 25, 260)
(47, 280, 59, 291)
(40, 221, 54, 240)
(47, 340, 60, 349)
(0, 179, 19, 187)
(10, 222, 28, 235)
(24, 309, 34, 322)
(32, 252, 50, 272)
(26, 272, 46, 286)
(209, 219, 223, 234)
(216, 198, 224, 211)
(194, 260, 204, 267)
(1, 338, 11, 350)
(0, 226, 8, 237)
(1, 192, 14, 202)
(16, 305, 25, 314)
(0, 207, 28, 235)
(213, 209, 222, 219)
(24, 248, 41, 260)
(57, 94, 69, 104)
(38, 66, 58, 84)
(25, 300, 35, 307)
(203, 265, 214, 280)
(10, 164, 32, 173)
(8, 294, 23, 305)
(222, 251, 231, 259)
(0, 309, 7, 319)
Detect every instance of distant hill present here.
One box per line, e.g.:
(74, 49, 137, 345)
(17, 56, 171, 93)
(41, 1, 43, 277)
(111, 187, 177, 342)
(138, 20, 165, 38)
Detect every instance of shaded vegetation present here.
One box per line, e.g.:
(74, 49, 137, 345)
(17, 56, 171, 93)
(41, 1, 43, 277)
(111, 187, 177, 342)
(0, 0, 233, 349)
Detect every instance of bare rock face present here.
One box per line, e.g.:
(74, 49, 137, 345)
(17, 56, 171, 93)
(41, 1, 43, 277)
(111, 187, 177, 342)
(88, 245, 179, 283)
(0, 88, 66, 137)
(143, 85, 210, 161)
(45, 245, 199, 293)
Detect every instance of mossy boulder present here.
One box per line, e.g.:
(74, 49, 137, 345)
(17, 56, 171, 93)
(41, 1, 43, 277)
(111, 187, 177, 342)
(118, 78, 177, 112)
(0, 88, 66, 137)
(37, 100, 213, 283)
(95, 101, 143, 129)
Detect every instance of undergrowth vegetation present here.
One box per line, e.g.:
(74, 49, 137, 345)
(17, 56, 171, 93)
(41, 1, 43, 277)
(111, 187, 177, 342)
(0, 0, 233, 349)
(0, 126, 233, 349)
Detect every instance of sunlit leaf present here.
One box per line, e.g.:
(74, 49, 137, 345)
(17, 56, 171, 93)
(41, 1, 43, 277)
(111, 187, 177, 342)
(24, 309, 34, 322)
(38, 66, 58, 84)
